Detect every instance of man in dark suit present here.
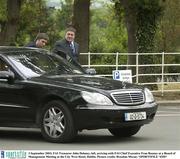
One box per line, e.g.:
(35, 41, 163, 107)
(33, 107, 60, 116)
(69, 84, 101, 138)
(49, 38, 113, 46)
(53, 27, 79, 62)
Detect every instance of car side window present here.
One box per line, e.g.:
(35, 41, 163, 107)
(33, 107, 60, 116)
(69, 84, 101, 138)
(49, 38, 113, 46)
(0, 58, 15, 83)
(0, 59, 9, 71)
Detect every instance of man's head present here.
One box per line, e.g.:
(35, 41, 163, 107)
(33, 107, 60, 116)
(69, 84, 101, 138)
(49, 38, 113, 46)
(65, 27, 76, 43)
(35, 33, 49, 48)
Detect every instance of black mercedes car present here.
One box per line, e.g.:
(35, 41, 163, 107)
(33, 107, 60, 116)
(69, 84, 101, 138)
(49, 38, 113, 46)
(0, 47, 157, 143)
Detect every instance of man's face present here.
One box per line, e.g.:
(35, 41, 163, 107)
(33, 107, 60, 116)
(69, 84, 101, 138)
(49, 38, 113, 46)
(65, 31, 75, 43)
(36, 39, 47, 48)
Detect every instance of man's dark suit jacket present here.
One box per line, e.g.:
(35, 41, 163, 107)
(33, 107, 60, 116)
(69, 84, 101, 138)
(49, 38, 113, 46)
(25, 41, 37, 48)
(53, 39, 79, 62)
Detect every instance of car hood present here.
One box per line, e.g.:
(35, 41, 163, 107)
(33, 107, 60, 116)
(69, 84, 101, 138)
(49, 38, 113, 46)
(30, 74, 143, 92)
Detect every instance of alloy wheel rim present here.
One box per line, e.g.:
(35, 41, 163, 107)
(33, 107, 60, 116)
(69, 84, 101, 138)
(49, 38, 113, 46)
(43, 107, 65, 138)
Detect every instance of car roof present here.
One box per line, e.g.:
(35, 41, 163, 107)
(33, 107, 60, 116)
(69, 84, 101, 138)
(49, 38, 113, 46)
(0, 46, 47, 55)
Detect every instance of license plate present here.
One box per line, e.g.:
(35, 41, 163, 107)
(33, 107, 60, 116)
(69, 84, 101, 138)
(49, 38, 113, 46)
(125, 112, 146, 121)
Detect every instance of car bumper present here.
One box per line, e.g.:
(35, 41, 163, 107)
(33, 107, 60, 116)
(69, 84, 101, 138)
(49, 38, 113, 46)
(74, 102, 158, 130)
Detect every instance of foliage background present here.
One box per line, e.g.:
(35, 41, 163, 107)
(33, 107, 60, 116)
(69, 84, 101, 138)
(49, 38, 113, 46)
(0, 0, 179, 51)
(0, 0, 179, 77)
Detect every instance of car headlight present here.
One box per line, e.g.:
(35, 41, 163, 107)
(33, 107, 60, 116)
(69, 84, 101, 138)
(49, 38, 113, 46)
(144, 88, 154, 103)
(81, 91, 113, 106)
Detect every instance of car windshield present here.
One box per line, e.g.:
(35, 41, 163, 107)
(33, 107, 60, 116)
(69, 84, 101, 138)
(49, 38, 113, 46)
(7, 51, 84, 78)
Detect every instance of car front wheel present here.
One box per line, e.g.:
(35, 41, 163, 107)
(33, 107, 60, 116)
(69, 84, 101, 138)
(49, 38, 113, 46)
(108, 126, 141, 137)
(40, 100, 77, 143)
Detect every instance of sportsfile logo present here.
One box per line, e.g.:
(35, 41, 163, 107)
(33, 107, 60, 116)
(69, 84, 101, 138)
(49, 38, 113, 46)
(1, 151, 5, 158)
(0, 150, 26, 159)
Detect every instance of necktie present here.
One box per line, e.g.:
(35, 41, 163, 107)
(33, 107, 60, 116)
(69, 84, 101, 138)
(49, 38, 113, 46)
(70, 42, 75, 56)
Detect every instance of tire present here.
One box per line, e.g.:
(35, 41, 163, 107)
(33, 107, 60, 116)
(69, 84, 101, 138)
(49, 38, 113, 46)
(40, 100, 77, 143)
(108, 126, 141, 137)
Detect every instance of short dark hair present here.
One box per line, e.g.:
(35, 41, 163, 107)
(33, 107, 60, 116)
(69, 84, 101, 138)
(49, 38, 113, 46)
(66, 27, 76, 33)
(35, 33, 49, 41)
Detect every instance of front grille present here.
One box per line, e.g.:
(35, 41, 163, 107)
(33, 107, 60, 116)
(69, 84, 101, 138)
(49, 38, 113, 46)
(111, 90, 145, 105)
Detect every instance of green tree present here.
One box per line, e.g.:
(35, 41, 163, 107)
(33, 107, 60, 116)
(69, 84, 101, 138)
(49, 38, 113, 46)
(154, 0, 180, 52)
(73, 0, 90, 65)
(154, 0, 180, 79)
(55, 0, 73, 37)
(114, 0, 163, 62)
(114, 0, 163, 89)
(59, 0, 73, 26)
(17, 0, 56, 48)
(0, 0, 22, 45)
(0, 0, 7, 22)
(0, 0, 76, 48)
(135, 0, 163, 89)
(90, 1, 127, 75)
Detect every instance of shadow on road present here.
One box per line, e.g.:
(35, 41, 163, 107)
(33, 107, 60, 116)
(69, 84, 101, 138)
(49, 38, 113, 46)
(0, 128, 44, 142)
(73, 133, 155, 144)
(0, 128, 155, 144)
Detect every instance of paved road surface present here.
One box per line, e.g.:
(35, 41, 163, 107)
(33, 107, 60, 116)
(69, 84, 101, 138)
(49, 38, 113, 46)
(0, 105, 179, 150)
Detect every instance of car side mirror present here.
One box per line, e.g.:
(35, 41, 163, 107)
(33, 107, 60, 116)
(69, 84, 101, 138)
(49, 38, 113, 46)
(0, 71, 15, 84)
(85, 68, 96, 75)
